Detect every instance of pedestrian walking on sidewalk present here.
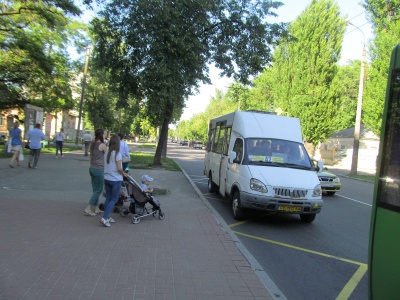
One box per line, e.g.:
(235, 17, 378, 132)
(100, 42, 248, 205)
(84, 129, 107, 216)
(101, 134, 128, 227)
(118, 133, 130, 171)
(54, 128, 65, 158)
(8, 121, 23, 168)
(27, 123, 46, 169)
(83, 131, 92, 156)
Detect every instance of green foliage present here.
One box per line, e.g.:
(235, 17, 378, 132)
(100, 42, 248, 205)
(249, 69, 276, 111)
(0, 0, 82, 111)
(271, 0, 346, 144)
(362, 0, 400, 135)
(131, 151, 181, 171)
(89, 0, 287, 164)
(137, 143, 156, 149)
(330, 61, 360, 131)
(84, 69, 116, 130)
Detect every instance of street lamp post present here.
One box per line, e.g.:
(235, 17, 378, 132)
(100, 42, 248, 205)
(75, 46, 91, 145)
(348, 22, 366, 175)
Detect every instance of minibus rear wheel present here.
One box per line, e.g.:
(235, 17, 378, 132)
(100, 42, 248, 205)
(208, 174, 218, 193)
(232, 191, 246, 220)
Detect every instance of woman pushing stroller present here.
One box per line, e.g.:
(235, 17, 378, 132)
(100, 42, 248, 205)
(101, 134, 129, 227)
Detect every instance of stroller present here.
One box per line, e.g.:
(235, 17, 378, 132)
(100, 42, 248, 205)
(118, 175, 165, 224)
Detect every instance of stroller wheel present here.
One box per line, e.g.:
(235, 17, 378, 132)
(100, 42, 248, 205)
(98, 203, 104, 211)
(120, 208, 129, 217)
(159, 211, 165, 220)
(132, 214, 141, 224)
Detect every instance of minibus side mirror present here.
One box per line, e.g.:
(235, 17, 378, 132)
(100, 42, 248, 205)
(317, 160, 324, 172)
(311, 159, 324, 172)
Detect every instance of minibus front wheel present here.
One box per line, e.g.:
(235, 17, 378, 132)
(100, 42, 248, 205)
(300, 213, 316, 223)
(232, 191, 246, 220)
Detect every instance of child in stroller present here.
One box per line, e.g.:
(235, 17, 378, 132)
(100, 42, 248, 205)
(139, 175, 160, 210)
(119, 174, 165, 224)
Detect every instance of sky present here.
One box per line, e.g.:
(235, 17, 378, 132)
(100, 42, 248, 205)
(180, 0, 373, 121)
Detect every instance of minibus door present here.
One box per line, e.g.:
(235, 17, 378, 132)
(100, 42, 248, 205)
(219, 156, 227, 196)
(218, 127, 232, 196)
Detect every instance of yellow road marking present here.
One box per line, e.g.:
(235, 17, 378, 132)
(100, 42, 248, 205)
(233, 230, 366, 266)
(229, 220, 248, 227)
(229, 213, 275, 228)
(335, 265, 368, 300)
(232, 230, 368, 299)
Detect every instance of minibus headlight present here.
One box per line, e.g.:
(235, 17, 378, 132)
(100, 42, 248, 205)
(312, 184, 322, 197)
(332, 177, 340, 183)
(250, 178, 268, 193)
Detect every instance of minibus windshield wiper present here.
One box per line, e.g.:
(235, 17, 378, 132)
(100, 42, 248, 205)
(250, 161, 285, 167)
(284, 163, 312, 170)
(249, 161, 311, 170)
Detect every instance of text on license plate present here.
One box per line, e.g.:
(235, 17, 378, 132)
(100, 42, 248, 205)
(278, 205, 302, 212)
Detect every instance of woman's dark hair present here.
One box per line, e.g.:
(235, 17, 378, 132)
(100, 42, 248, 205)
(118, 133, 124, 140)
(90, 129, 104, 153)
(106, 134, 120, 164)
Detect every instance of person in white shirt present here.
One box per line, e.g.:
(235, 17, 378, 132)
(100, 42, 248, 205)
(27, 123, 46, 169)
(82, 131, 92, 156)
(54, 128, 65, 158)
(118, 133, 130, 171)
(101, 134, 128, 227)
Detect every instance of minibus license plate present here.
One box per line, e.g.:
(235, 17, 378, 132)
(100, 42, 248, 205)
(278, 205, 302, 212)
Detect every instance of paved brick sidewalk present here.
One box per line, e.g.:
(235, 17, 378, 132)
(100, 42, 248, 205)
(0, 150, 280, 299)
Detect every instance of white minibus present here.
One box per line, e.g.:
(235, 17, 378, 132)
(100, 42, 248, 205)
(204, 110, 323, 223)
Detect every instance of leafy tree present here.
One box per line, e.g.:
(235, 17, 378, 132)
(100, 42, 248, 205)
(225, 83, 251, 111)
(330, 60, 360, 131)
(271, 0, 346, 145)
(89, 0, 287, 164)
(204, 89, 237, 118)
(84, 69, 116, 130)
(0, 0, 82, 111)
(362, 0, 400, 134)
(249, 68, 276, 112)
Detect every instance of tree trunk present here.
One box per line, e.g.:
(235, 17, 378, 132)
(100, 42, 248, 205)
(161, 140, 167, 159)
(154, 102, 173, 165)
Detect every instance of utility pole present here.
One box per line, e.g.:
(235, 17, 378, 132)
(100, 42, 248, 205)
(75, 47, 91, 145)
(348, 22, 366, 175)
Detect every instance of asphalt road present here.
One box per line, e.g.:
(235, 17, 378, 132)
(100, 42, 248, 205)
(167, 143, 373, 300)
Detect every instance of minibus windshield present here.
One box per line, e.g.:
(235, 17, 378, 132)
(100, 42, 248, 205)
(244, 138, 312, 169)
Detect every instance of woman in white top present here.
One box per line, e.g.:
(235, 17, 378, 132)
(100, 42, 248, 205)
(55, 128, 65, 158)
(118, 133, 130, 171)
(101, 134, 128, 227)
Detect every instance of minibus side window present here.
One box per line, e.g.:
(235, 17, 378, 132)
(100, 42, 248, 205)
(232, 138, 244, 163)
(223, 127, 232, 156)
(214, 123, 226, 154)
(207, 128, 215, 151)
(212, 125, 221, 153)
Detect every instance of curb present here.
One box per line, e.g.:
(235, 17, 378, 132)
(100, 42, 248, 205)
(336, 173, 375, 184)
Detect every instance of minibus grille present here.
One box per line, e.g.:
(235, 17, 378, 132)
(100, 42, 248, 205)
(273, 188, 308, 198)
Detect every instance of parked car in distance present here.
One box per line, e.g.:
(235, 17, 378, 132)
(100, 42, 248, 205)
(181, 140, 188, 146)
(194, 141, 203, 149)
(335, 149, 347, 158)
(318, 168, 341, 195)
